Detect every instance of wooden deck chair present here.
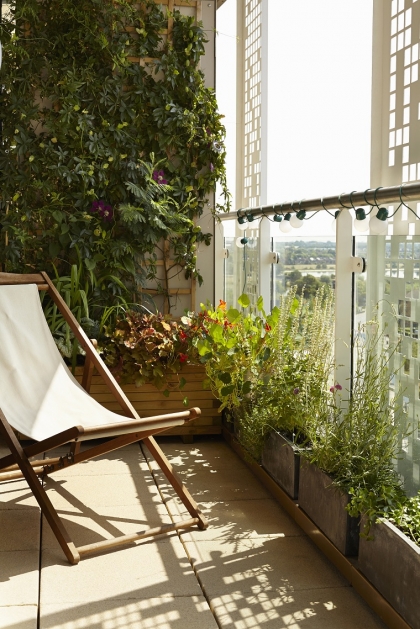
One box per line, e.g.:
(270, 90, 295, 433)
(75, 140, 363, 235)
(0, 272, 208, 564)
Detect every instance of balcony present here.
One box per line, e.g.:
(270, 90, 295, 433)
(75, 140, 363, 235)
(0, 437, 387, 629)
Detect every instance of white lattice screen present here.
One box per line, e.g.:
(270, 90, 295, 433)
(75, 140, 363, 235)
(243, 0, 262, 208)
(370, 0, 420, 493)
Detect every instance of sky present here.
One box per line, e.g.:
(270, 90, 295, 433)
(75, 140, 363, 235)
(216, 0, 374, 236)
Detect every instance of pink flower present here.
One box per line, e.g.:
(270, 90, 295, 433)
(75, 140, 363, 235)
(90, 200, 113, 222)
(152, 170, 168, 185)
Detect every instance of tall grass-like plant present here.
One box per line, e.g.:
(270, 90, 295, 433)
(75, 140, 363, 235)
(237, 285, 335, 459)
(305, 320, 407, 530)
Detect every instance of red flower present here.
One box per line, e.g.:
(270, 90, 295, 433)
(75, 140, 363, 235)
(179, 330, 187, 342)
(179, 353, 188, 363)
(265, 323, 271, 331)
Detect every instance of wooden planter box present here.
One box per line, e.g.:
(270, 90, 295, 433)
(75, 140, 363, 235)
(299, 459, 360, 556)
(262, 431, 300, 500)
(358, 518, 420, 628)
(75, 364, 221, 438)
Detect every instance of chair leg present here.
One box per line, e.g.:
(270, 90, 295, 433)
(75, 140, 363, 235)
(143, 436, 208, 530)
(0, 412, 80, 564)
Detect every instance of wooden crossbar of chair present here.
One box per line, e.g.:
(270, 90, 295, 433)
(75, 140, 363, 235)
(0, 272, 208, 564)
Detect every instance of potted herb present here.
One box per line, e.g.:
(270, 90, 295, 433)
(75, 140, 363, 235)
(300, 320, 406, 556)
(236, 285, 335, 498)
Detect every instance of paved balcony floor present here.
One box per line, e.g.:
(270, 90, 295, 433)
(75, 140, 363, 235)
(0, 437, 386, 629)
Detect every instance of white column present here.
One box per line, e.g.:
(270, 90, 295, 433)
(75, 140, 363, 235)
(334, 210, 354, 394)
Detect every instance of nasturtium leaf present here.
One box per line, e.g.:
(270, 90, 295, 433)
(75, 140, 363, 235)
(238, 294, 250, 308)
(227, 308, 240, 323)
(219, 372, 232, 384)
(179, 377, 187, 390)
(256, 296, 265, 313)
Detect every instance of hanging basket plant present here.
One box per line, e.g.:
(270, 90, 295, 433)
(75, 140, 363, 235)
(0, 0, 230, 306)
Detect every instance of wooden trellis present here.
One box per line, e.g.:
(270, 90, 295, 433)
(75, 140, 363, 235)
(129, 0, 203, 314)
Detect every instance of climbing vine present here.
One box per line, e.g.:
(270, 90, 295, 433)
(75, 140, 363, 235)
(0, 0, 229, 307)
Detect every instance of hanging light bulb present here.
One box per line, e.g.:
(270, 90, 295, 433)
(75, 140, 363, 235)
(248, 217, 261, 230)
(279, 213, 292, 233)
(246, 213, 255, 223)
(290, 210, 306, 229)
(369, 207, 389, 235)
(236, 236, 248, 248)
(237, 216, 248, 231)
(354, 207, 370, 233)
(273, 214, 283, 223)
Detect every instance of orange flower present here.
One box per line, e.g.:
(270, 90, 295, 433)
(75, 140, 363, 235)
(218, 299, 227, 311)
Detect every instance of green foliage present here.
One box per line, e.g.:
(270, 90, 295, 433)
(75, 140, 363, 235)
(189, 296, 279, 412)
(237, 285, 335, 459)
(0, 0, 230, 296)
(388, 492, 420, 546)
(101, 310, 196, 397)
(305, 320, 407, 531)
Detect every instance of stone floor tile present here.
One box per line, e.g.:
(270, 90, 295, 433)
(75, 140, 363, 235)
(40, 536, 202, 604)
(0, 551, 40, 605)
(42, 471, 161, 510)
(0, 510, 40, 551)
(0, 605, 38, 629)
(152, 465, 271, 502)
(177, 499, 302, 541)
(0, 479, 40, 510)
(210, 587, 386, 629)
(41, 503, 173, 550)
(50, 449, 148, 478)
(183, 536, 347, 598)
(145, 440, 241, 471)
(40, 596, 219, 629)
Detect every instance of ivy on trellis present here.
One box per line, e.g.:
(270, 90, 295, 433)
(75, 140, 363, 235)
(0, 0, 229, 311)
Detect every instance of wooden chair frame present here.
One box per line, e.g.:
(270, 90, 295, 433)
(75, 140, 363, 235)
(0, 272, 207, 564)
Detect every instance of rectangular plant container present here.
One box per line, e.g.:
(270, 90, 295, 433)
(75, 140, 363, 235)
(74, 365, 221, 437)
(358, 518, 420, 629)
(299, 459, 360, 556)
(262, 431, 300, 499)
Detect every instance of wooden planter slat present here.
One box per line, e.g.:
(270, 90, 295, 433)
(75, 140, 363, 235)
(74, 366, 221, 436)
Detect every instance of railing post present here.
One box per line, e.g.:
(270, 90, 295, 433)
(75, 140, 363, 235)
(334, 210, 354, 395)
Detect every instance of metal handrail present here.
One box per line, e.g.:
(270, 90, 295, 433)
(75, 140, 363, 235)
(218, 182, 420, 221)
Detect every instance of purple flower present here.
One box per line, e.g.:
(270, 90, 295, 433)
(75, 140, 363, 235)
(293, 387, 300, 395)
(209, 163, 214, 172)
(329, 386, 335, 393)
(90, 200, 114, 222)
(152, 169, 168, 185)
(335, 383, 342, 391)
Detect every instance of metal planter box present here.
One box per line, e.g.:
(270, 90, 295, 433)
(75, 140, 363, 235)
(299, 459, 360, 556)
(358, 518, 420, 629)
(262, 431, 300, 499)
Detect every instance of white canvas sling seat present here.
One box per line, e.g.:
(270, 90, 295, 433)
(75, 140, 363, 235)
(0, 283, 191, 441)
(0, 273, 208, 565)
